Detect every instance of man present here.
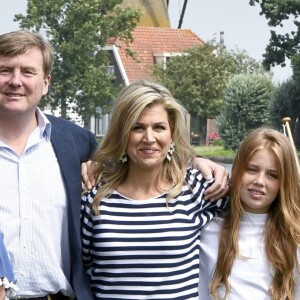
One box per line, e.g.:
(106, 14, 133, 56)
(0, 30, 97, 300)
(0, 30, 228, 300)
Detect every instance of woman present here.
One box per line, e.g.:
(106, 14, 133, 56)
(81, 80, 227, 299)
(199, 127, 300, 299)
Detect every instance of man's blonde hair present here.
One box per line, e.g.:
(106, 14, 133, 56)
(0, 30, 54, 76)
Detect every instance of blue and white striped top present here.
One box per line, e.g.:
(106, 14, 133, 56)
(81, 168, 227, 300)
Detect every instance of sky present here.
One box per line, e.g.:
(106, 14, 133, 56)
(0, 0, 294, 82)
(168, 0, 294, 83)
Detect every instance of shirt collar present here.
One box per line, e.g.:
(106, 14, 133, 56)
(35, 108, 52, 141)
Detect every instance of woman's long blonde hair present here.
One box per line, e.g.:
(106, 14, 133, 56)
(91, 80, 195, 214)
(210, 127, 300, 300)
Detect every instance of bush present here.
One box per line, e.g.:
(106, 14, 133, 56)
(218, 73, 273, 150)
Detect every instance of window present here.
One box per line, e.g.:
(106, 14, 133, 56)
(106, 66, 115, 75)
(153, 52, 183, 69)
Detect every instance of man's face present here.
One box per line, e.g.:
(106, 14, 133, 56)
(0, 46, 50, 117)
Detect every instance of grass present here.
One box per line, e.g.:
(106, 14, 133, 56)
(193, 145, 300, 163)
(193, 145, 236, 162)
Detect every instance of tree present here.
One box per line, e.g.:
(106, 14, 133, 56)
(14, 0, 140, 125)
(153, 44, 234, 118)
(292, 54, 300, 81)
(218, 73, 273, 150)
(249, 0, 300, 69)
(153, 43, 266, 119)
(292, 54, 300, 148)
(269, 79, 300, 148)
(152, 43, 264, 143)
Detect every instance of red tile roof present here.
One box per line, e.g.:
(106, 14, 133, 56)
(107, 27, 205, 83)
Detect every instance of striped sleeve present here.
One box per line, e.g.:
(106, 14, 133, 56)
(184, 168, 228, 226)
(81, 186, 98, 269)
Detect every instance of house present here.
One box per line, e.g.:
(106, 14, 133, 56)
(92, 26, 205, 137)
(106, 26, 204, 84)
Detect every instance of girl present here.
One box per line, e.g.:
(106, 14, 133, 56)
(199, 127, 300, 299)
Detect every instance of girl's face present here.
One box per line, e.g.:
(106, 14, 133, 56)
(240, 148, 280, 214)
(126, 103, 172, 172)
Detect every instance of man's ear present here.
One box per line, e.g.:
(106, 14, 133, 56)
(42, 74, 51, 95)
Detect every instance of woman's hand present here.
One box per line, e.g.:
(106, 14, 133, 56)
(81, 160, 96, 190)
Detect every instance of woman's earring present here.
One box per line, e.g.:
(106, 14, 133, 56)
(120, 153, 128, 163)
(166, 142, 175, 161)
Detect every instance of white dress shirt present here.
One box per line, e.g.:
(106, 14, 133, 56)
(0, 109, 74, 297)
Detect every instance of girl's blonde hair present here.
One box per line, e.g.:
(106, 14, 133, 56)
(91, 80, 195, 213)
(210, 127, 300, 300)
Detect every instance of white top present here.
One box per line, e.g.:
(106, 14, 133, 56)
(81, 168, 227, 300)
(0, 109, 74, 297)
(199, 212, 300, 299)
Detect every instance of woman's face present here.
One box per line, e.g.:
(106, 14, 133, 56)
(240, 148, 280, 214)
(126, 103, 172, 172)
